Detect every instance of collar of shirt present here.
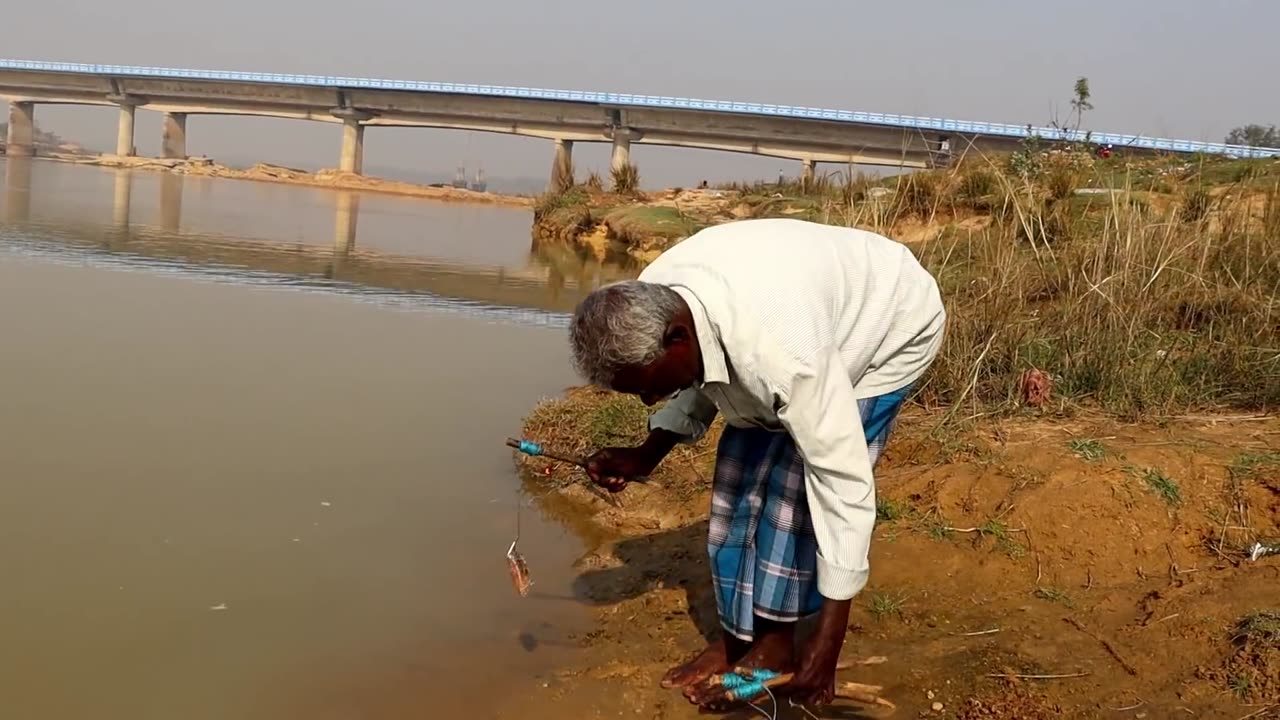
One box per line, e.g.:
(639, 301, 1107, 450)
(670, 286, 730, 388)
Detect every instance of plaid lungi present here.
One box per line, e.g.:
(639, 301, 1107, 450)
(707, 384, 911, 641)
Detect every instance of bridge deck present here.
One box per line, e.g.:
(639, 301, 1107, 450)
(1, 58, 1276, 159)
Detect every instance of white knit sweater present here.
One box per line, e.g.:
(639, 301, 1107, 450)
(639, 218, 946, 601)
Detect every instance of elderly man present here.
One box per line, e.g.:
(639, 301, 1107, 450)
(568, 218, 945, 707)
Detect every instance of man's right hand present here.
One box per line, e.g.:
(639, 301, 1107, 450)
(584, 428, 684, 493)
(584, 446, 659, 493)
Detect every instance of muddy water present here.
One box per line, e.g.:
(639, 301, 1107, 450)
(0, 158, 634, 720)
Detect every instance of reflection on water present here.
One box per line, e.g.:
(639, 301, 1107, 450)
(1, 159, 638, 326)
(4, 155, 32, 223)
(0, 159, 638, 720)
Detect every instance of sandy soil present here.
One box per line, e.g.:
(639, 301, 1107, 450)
(46, 153, 534, 208)
(506, 392, 1279, 719)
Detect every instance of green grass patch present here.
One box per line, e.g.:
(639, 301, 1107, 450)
(604, 206, 704, 246)
(1229, 452, 1280, 483)
(1032, 587, 1075, 608)
(1142, 468, 1182, 506)
(1068, 439, 1107, 462)
(876, 498, 910, 523)
(868, 592, 906, 620)
(1233, 610, 1280, 646)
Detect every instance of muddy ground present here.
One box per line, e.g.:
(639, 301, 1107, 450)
(504, 389, 1278, 719)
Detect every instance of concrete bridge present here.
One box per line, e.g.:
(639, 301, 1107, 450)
(3, 58, 1277, 189)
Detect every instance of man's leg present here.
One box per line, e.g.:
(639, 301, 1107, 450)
(662, 425, 772, 689)
(664, 387, 912, 692)
(683, 385, 912, 702)
(734, 430, 816, 670)
(682, 430, 812, 705)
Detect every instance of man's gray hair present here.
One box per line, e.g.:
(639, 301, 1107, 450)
(569, 280, 685, 386)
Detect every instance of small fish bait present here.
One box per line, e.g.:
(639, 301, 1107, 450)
(507, 539, 533, 597)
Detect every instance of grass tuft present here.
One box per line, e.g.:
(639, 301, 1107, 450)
(1143, 468, 1182, 506)
(1032, 587, 1075, 608)
(611, 162, 640, 194)
(876, 498, 909, 523)
(1068, 439, 1107, 462)
(868, 592, 906, 620)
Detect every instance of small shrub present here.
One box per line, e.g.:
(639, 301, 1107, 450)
(1033, 587, 1075, 608)
(962, 166, 998, 199)
(1180, 187, 1213, 223)
(868, 592, 906, 620)
(839, 171, 876, 205)
(1045, 164, 1080, 201)
(612, 162, 640, 194)
(1068, 439, 1106, 462)
(1143, 468, 1181, 506)
(533, 186, 587, 216)
(895, 171, 944, 219)
(876, 498, 909, 523)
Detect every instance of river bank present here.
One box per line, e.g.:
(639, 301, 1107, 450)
(44, 152, 535, 208)
(512, 396, 1278, 719)
(511, 148, 1280, 718)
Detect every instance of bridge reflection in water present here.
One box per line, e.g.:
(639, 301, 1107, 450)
(0, 160, 637, 326)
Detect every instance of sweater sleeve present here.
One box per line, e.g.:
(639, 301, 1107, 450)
(771, 345, 875, 601)
(647, 388, 719, 444)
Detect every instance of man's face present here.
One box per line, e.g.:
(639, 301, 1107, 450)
(608, 326, 701, 406)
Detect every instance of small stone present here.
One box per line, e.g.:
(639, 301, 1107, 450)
(927, 690, 936, 699)
(932, 702, 944, 712)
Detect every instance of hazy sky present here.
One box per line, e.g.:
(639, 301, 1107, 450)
(8, 0, 1279, 188)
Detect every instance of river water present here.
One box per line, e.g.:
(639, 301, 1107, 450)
(0, 158, 634, 720)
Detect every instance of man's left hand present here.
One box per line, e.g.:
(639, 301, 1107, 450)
(784, 598, 852, 707)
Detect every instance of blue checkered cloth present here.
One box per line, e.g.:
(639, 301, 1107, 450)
(706, 384, 911, 641)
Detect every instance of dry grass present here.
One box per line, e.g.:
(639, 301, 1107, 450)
(538, 151, 1280, 421)
(518, 386, 720, 494)
(910, 170, 1279, 418)
(612, 162, 641, 194)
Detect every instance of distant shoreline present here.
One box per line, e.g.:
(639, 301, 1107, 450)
(31, 153, 536, 209)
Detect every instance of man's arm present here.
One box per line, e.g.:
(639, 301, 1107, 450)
(769, 345, 876, 706)
(648, 387, 719, 445)
(586, 389, 719, 491)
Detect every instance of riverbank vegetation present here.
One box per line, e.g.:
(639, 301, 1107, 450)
(516, 79, 1280, 720)
(534, 147, 1280, 421)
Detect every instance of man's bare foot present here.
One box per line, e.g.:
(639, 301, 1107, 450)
(686, 620, 796, 706)
(660, 634, 748, 689)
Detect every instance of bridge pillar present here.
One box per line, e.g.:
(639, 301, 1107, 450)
(339, 119, 365, 174)
(610, 133, 631, 175)
(5, 101, 36, 157)
(549, 139, 574, 192)
(162, 112, 188, 159)
(115, 104, 136, 157)
(801, 158, 815, 187)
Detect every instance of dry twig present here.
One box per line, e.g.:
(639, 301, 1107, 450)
(986, 672, 1090, 680)
(1064, 617, 1138, 676)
